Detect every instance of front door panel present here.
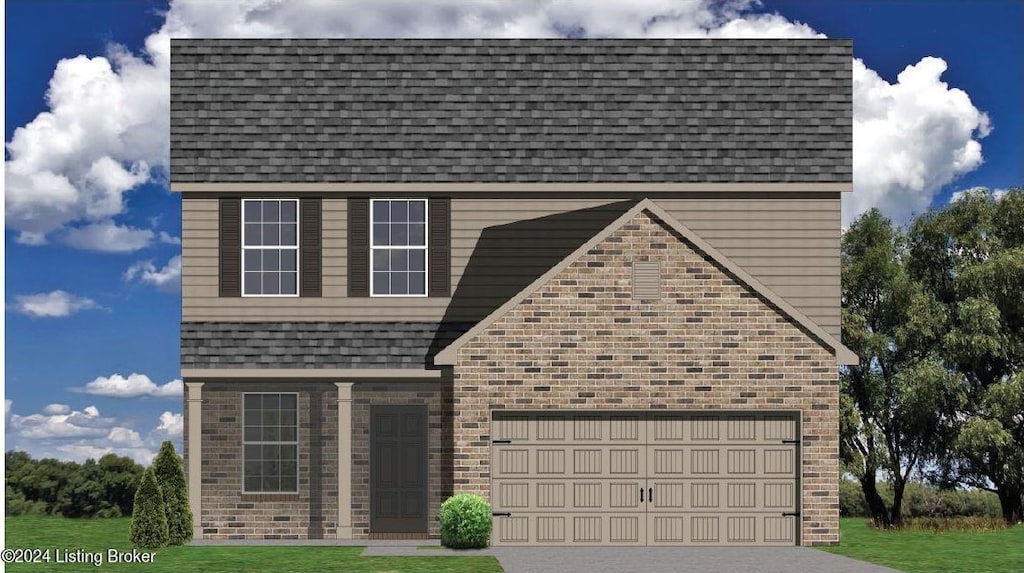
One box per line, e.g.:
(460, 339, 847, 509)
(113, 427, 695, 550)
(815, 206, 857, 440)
(371, 405, 428, 533)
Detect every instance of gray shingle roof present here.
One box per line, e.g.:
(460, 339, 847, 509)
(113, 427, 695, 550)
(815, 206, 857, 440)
(170, 39, 851, 184)
(180, 322, 474, 369)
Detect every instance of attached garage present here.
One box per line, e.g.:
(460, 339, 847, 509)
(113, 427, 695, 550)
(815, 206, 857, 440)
(490, 411, 800, 546)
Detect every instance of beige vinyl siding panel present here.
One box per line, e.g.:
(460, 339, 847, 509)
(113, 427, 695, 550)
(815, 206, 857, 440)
(181, 195, 840, 337)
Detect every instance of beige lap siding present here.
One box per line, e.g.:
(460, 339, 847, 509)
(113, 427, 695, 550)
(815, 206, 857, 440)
(451, 210, 840, 546)
(350, 382, 453, 539)
(198, 382, 339, 540)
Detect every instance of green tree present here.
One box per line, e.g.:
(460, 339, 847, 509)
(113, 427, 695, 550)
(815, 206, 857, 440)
(152, 441, 193, 545)
(907, 187, 1024, 523)
(840, 208, 965, 527)
(98, 454, 145, 516)
(129, 468, 169, 548)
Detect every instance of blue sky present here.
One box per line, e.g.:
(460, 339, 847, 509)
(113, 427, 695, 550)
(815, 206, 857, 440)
(3, 0, 1022, 463)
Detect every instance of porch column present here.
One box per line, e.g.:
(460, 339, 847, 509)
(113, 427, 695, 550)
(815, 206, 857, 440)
(335, 382, 354, 539)
(185, 382, 204, 540)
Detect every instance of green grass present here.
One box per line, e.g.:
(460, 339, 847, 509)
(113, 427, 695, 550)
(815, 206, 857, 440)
(4, 516, 503, 573)
(821, 518, 1024, 573)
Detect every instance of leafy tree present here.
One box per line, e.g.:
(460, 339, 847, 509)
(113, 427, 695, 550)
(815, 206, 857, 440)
(152, 441, 193, 545)
(907, 187, 1024, 523)
(840, 208, 965, 527)
(98, 453, 145, 516)
(129, 468, 169, 548)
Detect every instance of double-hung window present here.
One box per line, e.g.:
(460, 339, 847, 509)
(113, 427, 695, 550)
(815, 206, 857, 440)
(242, 393, 298, 493)
(371, 199, 428, 296)
(242, 199, 299, 296)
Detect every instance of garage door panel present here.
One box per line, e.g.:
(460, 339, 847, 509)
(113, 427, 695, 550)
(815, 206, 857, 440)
(491, 411, 799, 547)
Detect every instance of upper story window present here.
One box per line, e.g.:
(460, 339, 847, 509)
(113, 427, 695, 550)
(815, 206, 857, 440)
(243, 199, 299, 296)
(371, 199, 427, 296)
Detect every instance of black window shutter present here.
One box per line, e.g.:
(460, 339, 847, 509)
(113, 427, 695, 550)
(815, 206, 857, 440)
(219, 198, 241, 297)
(428, 198, 451, 297)
(348, 198, 370, 297)
(300, 198, 322, 297)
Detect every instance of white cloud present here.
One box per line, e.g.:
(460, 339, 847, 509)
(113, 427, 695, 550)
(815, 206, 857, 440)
(155, 412, 184, 437)
(5, 0, 990, 240)
(43, 403, 72, 415)
(63, 220, 154, 252)
(5, 403, 182, 465)
(9, 290, 101, 318)
(950, 186, 1010, 203)
(79, 373, 184, 399)
(123, 255, 182, 292)
(847, 57, 990, 225)
(158, 231, 182, 245)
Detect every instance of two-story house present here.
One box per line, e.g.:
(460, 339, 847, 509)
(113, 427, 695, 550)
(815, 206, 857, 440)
(172, 38, 856, 547)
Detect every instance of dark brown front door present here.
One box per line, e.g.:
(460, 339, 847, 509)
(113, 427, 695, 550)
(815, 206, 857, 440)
(370, 405, 428, 533)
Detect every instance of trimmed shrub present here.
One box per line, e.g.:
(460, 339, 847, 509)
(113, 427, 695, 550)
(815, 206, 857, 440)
(153, 441, 193, 545)
(129, 468, 169, 548)
(439, 493, 492, 549)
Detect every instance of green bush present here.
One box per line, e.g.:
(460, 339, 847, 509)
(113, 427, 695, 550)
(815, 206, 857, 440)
(439, 493, 492, 549)
(129, 468, 169, 548)
(839, 478, 1001, 519)
(5, 485, 49, 516)
(153, 441, 193, 545)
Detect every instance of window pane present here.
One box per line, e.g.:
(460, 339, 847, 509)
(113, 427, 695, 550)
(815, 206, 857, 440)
(279, 475, 297, 492)
(244, 460, 261, 477)
(281, 445, 297, 463)
(262, 475, 280, 492)
(244, 394, 262, 410)
(244, 250, 262, 272)
(281, 250, 297, 271)
(244, 444, 262, 461)
(392, 249, 408, 271)
(409, 250, 426, 272)
(244, 223, 262, 246)
(263, 410, 280, 426)
(391, 272, 408, 295)
(372, 200, 390, 223)
(280, 394, 296, 410)
(409, 200, 425, 223)
(372, 250, 390, 272)
(262, 273, 280, 295)
(280, 426, 296, 441)
(244, 427, 261, 441)
(263, 426, 281, 441)
(244, 201, 262, 223)
(372, 272, 389, 295)
(263, 249, 280, 271)
(281, 223, 297, 246)
(263, 394, 280, 409)
(280, 200, 297, 223)
(263, 223, 280, 246)
(263, 444, 280, 461)
(280, 409, 296, 425)
(372, 223, 390, 246)
(244, 476, 262, 492)
(263, 200, 280, 222)
(410, 271, 426, 295)
(409, 223, 425, 246)
(244, 272, 261, 295)
(391, 223, 408, 246)
(391, 200, 408, 223)
(281, 272, 296, 295)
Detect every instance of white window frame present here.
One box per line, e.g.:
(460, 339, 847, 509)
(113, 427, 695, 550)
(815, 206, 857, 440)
(370, 198, 429, 297)
(241, 198, 300, 298)
(241, 392, 300, 495)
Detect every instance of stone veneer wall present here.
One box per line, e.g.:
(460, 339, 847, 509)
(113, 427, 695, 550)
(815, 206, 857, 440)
(350, 382, 453, 538)
(195, 382, 339, 540)
(450, 210, 840, 546)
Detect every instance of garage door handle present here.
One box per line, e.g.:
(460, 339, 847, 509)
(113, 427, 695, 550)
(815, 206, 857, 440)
(782, 512, 800, 517)
(492, 439, 512, 444)
(782, 439, 800, 444)
(649, 487, 653, 502)
(493, 512, 512, 517)
(640, 488, 644, 502)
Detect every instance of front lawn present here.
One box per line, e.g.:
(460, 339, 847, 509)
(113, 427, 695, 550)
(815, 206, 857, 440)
(4, 516, 503, 573)
(821, 518, 1024, 573)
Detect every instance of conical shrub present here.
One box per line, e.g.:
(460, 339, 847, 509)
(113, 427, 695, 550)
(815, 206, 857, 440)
(129, 467, 168, 548)
(153, 441, 193, 545)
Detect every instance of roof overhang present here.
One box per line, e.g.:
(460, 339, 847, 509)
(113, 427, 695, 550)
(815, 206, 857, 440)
(180, 368, 443, 380)
(434, 198, 858, 366)
(172, 182, 854, 194)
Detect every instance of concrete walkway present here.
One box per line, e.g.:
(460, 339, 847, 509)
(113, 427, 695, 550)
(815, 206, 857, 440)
(361, 545, 902, 573)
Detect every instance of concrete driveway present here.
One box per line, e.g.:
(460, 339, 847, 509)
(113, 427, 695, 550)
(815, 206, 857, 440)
(362, 545, 901, 573)
(487, 547, 900, 573)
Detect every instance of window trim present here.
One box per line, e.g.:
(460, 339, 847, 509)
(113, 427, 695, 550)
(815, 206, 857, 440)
(241, 392, 300, 495)
(241, 198, 301, 298)
(369, 198, 429, 298)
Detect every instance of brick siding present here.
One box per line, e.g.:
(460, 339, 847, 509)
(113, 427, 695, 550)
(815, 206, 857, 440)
(450, 209, 841, 546)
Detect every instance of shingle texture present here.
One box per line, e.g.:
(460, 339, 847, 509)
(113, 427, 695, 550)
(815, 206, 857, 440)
(171, 39, 852, 183)
(180, 322, 473, 369)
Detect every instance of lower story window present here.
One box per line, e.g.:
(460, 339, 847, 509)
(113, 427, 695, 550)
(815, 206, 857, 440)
(243, 393, 298, 493)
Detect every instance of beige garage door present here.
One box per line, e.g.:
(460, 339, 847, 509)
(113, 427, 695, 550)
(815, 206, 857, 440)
(491, 412, 799, 546)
